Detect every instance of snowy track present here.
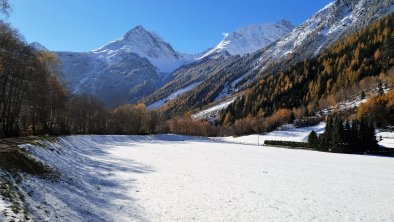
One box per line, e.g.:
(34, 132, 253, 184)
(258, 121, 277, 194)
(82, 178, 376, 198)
(2, 134, 394, 221)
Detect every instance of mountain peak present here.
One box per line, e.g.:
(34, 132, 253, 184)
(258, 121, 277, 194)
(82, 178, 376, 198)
(133, 25, 145, 30)
(92, 25, 194, 73)
(122, 25, 160, 41)
(277, 19, 293, 29)
(125, 25, 149, 35)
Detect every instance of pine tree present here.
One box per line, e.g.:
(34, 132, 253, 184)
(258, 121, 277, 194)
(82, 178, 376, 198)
(308, 130, 319, 148)
(289, 112, 295, 124)
(360, 90, 366, 100)
(378, 81, 385, 95)
(330, 117, 345, 153)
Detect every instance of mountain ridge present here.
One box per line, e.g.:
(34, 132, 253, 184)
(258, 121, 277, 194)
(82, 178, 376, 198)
(156, 0, 394, 117)
(199, 19, 294, 59)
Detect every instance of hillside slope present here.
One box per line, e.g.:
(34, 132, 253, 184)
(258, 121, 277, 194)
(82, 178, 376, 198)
(158, 0, 394, 117)
(220, 12, 394, 126)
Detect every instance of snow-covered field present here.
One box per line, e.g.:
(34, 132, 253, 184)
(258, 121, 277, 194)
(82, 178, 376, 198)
(1, 128, 394, 221)
(218, 122, 326, 146)
(377, 131, 394, 149)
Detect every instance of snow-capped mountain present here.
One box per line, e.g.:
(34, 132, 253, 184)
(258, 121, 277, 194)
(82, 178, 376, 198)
(259, 0, 394, 64)
(56, 25, 197, 107)
(199, 20, 294, 59)
(92, 25, 194, 73)
(154, 0, 394, 116)
(30, 42, 49, 51)
(144, 21, 294, 108)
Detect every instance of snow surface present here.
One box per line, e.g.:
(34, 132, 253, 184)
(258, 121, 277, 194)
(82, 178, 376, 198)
(147, 82, 201, 110)
(218, 122, 326, 146)
(1, 125, 394, 221)
(199, 20, 293, 60)
(192, 98, 235, 121)
(377, 131, 394, 149)
(0, 179, 21, 221)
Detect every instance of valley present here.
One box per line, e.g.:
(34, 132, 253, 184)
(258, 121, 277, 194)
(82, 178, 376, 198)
(2, 0, 394, 221)
(1, 127, 394, 221)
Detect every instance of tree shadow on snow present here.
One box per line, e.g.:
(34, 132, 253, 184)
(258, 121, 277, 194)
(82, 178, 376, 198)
(21, 135, 165, 222)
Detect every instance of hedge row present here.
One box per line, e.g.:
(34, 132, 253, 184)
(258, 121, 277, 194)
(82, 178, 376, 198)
(264, 140, 309, 148)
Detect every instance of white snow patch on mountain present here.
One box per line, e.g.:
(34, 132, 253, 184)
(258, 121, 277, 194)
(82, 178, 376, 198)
(260, 0, 394, 61)
(192, 98, 236, 122)
(199, 20, 294, 59)
(147, 82, 201, 110)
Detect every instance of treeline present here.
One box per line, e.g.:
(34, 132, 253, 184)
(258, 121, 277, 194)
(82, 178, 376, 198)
(264, 116, 378, 154)
(0, 21, 169, 137)
(220, 12, 394, 130)
(0, 22, 59, 137)
(308, 117, 378, 153)
(0, 20, 222, 138)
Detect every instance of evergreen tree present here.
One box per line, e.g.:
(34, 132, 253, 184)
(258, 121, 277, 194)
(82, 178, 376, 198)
(360, 90, 366, 100)
(289, 112, 295, 124)
(378, 81, 385, 95)
(308, 130, 319, 148)
(331, 117, 344, 153)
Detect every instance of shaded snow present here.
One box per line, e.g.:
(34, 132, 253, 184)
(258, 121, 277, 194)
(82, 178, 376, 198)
(1, 126, 394, 221)
(0, 184, 22, 221)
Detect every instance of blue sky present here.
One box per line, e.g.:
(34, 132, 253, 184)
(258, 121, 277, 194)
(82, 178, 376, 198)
(8, 0, 333, 53)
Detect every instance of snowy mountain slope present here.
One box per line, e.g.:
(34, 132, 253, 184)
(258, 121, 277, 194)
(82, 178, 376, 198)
(143, 55, 236, 108)
(158, 0, 394, 116)
(199, 20, 293, 59)
(259, 0, 394, 64)
(2, 132, 394, 221)
(192, 98, 236, 122)
(56, 25, 197, 107)
(92, 25, 194, 73)
(57, 51, 162, 108)
(144, 21, 293, 109)
(147, 81, 201, 110)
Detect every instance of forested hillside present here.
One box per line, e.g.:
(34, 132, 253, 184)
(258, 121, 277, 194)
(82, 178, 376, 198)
(219, 13, 394, 131)
(0, 21, 167, 137)
(153, 0, 394, 118)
